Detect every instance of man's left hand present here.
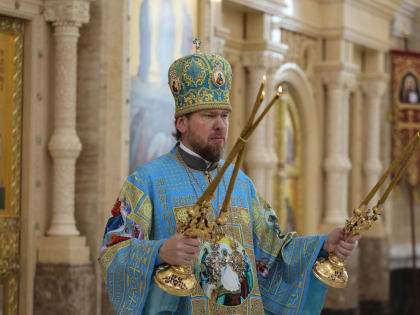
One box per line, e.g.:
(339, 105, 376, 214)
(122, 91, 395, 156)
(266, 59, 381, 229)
(323, 227, 361, 260)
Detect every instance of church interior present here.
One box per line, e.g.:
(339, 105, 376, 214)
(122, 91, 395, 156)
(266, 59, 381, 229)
(1, 0, 420, 314)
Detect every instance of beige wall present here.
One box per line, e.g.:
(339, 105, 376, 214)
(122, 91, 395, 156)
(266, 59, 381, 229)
(76, 0, 130, 313)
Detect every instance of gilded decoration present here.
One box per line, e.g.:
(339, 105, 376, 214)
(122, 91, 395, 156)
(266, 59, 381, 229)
(123, 181, 155, 237)
(173, 204, 254, 248)
(173, 204, 258, 306)
(0, 15, 23, 315)
(191, 298, 207, 313)
(273, 89, 303, 234)
(224, 205, 253, 246)
(4, 275, 18, 315)
(209, 296, 251, 314)
(173, 206, 191, 226)
(103, 240, 161, 311)
(183, 57, 207, 87)
(99, 240, 131, 276)
(0, 233, 19, 257)
(122, 180, 144, 213)
(173, 205, 197, 230)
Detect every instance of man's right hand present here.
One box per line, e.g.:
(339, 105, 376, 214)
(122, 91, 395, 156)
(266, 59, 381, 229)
(158, 233, 200, 266)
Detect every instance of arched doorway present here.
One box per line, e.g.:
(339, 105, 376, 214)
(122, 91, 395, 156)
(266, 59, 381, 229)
(272, 63, 322, 235)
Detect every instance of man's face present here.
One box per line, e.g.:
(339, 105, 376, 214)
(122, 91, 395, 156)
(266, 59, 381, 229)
(177, 109, 230, 162)
(406, 76, 415, 91)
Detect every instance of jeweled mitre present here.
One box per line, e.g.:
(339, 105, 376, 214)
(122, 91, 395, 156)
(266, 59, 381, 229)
(168, 52, 232, 118)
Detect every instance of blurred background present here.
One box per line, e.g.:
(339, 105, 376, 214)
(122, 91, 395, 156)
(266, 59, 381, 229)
(0, 0, 420, 314)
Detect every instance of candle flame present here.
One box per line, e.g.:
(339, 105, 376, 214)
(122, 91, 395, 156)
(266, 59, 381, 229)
(263, 75, 266, 83)
(277, 86, 283, 95)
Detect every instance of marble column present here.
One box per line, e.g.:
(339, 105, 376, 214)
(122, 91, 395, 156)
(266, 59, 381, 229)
(361, 79, 387, 201)
(35, 1, 94, 314)
(321, 69, 359, 314)
(244, 63, 267, 194)
(224, 51, 246, 152)
(242, 51, 283, 199)
(265, 65, 282, 203)
(37, 0, 91, 263)
(198, 0, 215, 53)
(359, 77, 390, 314)
(322, 72, 354, 224)
(349, 88, 364, 210)
(46, 1, 87, 237)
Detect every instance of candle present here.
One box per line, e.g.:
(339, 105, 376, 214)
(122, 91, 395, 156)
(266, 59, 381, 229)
(360, 131, 420, 207)
(376, 132, 420, 206)
(247, 86, 283, 137)
(254, 75, 266, 107)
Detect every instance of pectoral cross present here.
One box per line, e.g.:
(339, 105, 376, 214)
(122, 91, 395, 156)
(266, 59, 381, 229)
(193, 38, 201, 53)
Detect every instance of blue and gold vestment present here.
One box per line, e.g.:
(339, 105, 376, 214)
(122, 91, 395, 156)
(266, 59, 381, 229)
(100, 146, 328, 314)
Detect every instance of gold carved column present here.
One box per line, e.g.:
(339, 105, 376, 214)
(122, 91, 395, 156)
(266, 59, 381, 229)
(0, 16, 24, 315)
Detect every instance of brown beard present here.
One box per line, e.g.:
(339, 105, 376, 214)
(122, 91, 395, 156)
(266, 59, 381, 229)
(189, 138, 225, 162)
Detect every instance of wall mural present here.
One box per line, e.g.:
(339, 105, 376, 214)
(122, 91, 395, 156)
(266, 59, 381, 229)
(129, 0, 198, 173)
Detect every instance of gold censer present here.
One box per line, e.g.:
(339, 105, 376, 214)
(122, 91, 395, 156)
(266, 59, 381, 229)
(313, 131, 420, 288)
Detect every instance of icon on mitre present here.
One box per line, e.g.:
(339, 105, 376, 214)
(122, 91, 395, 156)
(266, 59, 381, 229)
(212, 61, 226, 88)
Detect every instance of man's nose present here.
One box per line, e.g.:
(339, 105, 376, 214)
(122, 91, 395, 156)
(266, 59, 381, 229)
(214, 116, 227, 130)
